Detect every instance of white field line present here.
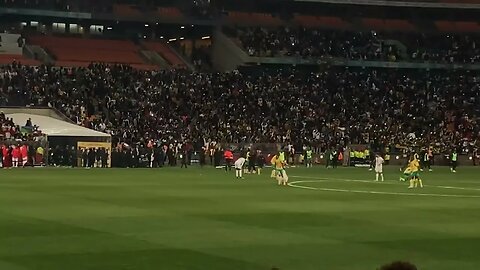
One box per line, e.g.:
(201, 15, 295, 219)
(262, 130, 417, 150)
(290, 175, 480, 190)
(288, 176, 480, 198)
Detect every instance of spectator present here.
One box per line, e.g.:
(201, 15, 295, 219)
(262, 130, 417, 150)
(25, 118, 32, 127)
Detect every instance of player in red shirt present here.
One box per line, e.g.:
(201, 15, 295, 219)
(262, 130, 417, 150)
(12, 145, 20, 167)
(223, 149, 233, 171)
(1, 144, 7, 168)
(4, 145, 12, 168)
(20, 144, 28, 166)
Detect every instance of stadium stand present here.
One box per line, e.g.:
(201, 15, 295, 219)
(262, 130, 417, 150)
(293, 15, 350, 29)
(234, 26, 394, 60)
(395, 32, 480, 63)
(233, 26, 480, 63)
(156, 7, 185, 20)
(27, 36, 157, 69)
(0, 0, 478, 155)
(0, 33, 41, 66)
(112, 4, 142, 17)
(0, 109, 42, 142)
(435, 21, 480, 32)
(0, 54, 40, 66)
(0, 62, 477, 155)
(361, 18, 417, 32)
(227, 12, 284, 26)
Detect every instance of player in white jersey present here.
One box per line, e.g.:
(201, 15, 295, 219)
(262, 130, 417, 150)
(234, 157, 246, 179)
(374, 154, 384, 182)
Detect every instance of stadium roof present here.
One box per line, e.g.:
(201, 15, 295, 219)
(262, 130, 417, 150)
(6, 113, 111, 138)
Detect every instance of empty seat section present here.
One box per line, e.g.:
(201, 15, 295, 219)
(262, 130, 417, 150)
(384, 19, 416, 31)
(294, 15, 349, 29)
(435, 21, 456, 32)
(454, 21, 480, 32)
(49, 48, 143, 63)
(251, 13, 282, 26)
(28, 36, 138, 51)
(157, 7, 184, 20)
(113, 4, 142, 17)
(0, 54, 41, 66)
(320, 16, 349, 29)
(228, 12, 282, 26)
(294, 15, 320, 27)
(362, 18, 386, 31)
(143, 42, 185, 67)
(28, 36, 145, 65)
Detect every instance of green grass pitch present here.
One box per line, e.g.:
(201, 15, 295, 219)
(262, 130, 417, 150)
(1, 166, 480, 270)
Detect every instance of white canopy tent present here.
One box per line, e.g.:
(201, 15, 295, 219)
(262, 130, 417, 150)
(6, 113, 111, 138)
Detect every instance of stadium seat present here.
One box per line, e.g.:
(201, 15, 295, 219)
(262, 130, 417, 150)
(0, 54, 41, 66)
(454, 21, 480, 32)
(293, 15, 349, 29)
(113, 4, 142, 17)
(228, 12, 283, 26)
(435, 21, 456, 32)
(361, 18, 386, 31)
(156, 7, 184, 20)
(28, 36, 150, 67)
(384, 19, 416, 32)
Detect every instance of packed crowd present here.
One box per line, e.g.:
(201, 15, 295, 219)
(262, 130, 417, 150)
(235, 27, 394, 60)
(235, 27, 480, 64)
(405, 33, 480, 64)
(0, 111, 42, 142)
(0, 62, 478, 154)
(0, 112, 20, 141)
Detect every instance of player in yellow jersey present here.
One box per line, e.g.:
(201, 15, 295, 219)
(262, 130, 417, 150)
(407, 156, 423, 188)
(274, 153, 288, 186)
(399, 156, 413, 182)
(270, 154, 277, 178)
(278, 150, 285, 164)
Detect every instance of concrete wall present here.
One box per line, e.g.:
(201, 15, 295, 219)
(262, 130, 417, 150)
(212, 28, 248, 71)
(0, 33, 22, 55)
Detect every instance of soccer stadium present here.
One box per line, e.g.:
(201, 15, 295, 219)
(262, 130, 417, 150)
(0, 0, 479, 269)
